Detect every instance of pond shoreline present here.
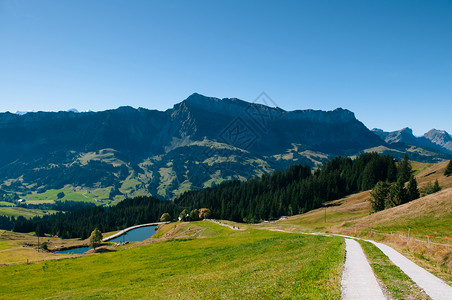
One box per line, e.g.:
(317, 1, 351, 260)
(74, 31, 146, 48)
(102, 222, 167, 242)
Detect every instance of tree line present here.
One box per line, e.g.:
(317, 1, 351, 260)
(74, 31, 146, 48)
(369, 155, 420, 212)
(174, 153, 398, 222)
(13, 196, 179, 238)
(369, 155, 448, 213)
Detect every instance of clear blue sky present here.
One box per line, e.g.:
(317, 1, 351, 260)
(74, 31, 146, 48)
(1, 0, 451, 135)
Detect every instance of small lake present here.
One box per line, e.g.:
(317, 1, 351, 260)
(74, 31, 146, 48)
(108, 225, 157, 243)
(56, 246, 91, 255)
(56, 225, 158, 255)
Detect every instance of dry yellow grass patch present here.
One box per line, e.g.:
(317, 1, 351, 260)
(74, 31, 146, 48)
(0, 230, 73, 265)
(347, 188, 452, 234)
(415, 160, 452, 189)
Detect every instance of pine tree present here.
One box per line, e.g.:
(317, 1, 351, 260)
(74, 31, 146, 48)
(406, 176, 420, 202)
(386, 181, 406, 208)
(369, 181, 389, 212)
(445, 159, 452, 176)
(424, 179, 442, 195)
(397, 154, 412, 183)
(432, 179, 441, 193)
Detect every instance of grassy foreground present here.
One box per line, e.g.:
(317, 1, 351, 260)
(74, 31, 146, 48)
(0, 222, 344, 299)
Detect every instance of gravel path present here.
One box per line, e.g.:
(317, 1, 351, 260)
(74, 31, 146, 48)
(205, 219, 244, 230)
(341, 238, 387, 300)
(220, 224, 452, 299)
(368, 240, 452, 300)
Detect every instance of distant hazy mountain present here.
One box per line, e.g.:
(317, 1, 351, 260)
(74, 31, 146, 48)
(15, 110, 34, 115)
(372, 127, 452, 155)
(372, 127, 418, 145)
(0, 93, 450, 202)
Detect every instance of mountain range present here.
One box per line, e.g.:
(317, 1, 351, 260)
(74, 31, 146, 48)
(372, 127, 452, 154)
(0, 93, 451, 202)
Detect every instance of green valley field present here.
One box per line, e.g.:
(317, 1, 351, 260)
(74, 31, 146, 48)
(0, 222, 344, 299)
(1, 161, 452, 299)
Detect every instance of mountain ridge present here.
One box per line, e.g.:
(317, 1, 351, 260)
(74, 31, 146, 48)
(372, 127, 452, 154)
(0, 93, 450, 202)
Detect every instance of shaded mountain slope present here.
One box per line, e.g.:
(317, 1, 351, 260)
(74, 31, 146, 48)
(0, 93, 449, 202)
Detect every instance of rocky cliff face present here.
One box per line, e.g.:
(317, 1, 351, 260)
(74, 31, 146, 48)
(170, 93, 383, 155)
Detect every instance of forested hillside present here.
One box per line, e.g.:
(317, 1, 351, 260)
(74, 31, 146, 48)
(175, 153, 397, 222)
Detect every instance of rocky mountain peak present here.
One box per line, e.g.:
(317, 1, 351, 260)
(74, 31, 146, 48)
(371, 127, 416, 145)
(424, 129, 451, 142)
(423, 129, 452, 152)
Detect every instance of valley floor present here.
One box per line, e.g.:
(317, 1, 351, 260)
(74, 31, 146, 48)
(1, 220, 451, 299)
(0, 222, 344, 299)
(1, 162, 451, 299)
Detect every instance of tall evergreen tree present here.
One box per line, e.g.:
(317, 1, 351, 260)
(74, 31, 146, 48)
(406, 176, 420, 202)
(386, 181, 406, 208)
(397, 154, 412, 184)
(445, 159, 452, 176)
(369, 181, 390, 212)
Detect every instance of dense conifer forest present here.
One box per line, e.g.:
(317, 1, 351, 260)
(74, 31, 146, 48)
(174, 153, 397, 222)
(13, 153, 400, 238)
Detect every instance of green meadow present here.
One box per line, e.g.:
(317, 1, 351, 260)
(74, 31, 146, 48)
(0, 206, 57, 218)
(22, 188, 112, 205)
(0, 222, 344, 299)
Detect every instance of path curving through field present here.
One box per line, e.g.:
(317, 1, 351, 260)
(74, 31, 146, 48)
(257, 226, 452, 299)
(368, 240, 452, 300)
(341, 238, 387, 300)
(205, 219, 245, 230)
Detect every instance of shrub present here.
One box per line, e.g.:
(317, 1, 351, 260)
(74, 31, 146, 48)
(423, 179, 441, 195)
(89, 228, 103, 250)
(198, 208, 212, 219)
(160, 213, 171, 222)
(40, 241, 49, 251)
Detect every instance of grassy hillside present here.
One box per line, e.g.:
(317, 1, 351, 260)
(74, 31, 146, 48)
(256, 160, 452, 282)
(0, 222, 344, 299)
(343, 188, 452, 238)
(22, 188, 111, 204)
(329, 160, 452, 238)
(260, 160, 452, 238)
(275, 191, 371, 233)
(1, 160, 450, 298)
(0, 230, 89, 265)
(413, 160, 452, 189)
